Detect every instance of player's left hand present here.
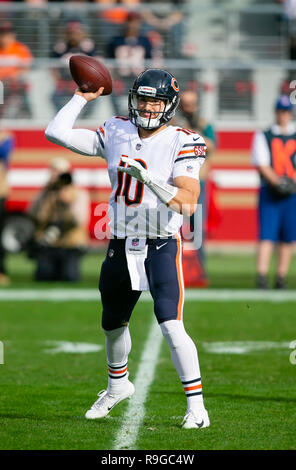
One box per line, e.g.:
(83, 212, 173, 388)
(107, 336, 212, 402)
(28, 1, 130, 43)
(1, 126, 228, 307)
(117, 156, 150, 184)
(273, 175, 296, 197)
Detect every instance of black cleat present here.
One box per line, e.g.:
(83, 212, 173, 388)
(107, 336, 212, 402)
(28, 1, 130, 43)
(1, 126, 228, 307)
(256, 274, 269, 289)
(274, 276, 287, 290)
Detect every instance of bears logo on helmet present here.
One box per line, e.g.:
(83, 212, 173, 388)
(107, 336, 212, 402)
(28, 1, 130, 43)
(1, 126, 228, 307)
(171, 77, 179, 92)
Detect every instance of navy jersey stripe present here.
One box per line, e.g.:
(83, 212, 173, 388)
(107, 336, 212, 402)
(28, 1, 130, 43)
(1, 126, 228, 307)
(175, 155, 205, 163)
(96, 130, 105, 149)
(182, 143, 206, 148)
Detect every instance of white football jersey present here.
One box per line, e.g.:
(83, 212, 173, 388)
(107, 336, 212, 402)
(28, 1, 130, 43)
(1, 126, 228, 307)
(96, 117, 206, 238)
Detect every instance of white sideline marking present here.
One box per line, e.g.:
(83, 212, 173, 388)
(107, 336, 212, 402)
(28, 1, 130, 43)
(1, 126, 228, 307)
(0, 289, 101, 301)
(202, 341, 291, 354)
(185, 290, 296, 302)
(43, 341, 103, 354)
(113, 319, 163, 451)
(1, 288, 296, 302)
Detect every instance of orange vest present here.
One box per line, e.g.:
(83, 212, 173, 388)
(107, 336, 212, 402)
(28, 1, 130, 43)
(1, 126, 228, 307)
(264, 129, 296, 178)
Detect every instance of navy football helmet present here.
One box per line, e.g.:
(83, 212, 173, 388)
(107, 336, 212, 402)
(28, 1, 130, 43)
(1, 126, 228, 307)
(128, 68, 180, 130)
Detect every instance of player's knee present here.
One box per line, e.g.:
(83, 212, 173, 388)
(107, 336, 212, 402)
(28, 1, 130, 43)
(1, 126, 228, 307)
(160, 319, 187, 349)
(103, 325, 127, 338)
(102, 318, 123, 331)
(101, 309, 124, 330)
(154, 298, 178, 324)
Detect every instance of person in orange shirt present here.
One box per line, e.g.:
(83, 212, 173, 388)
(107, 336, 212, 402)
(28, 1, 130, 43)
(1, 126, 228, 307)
(0, 21, 33, 118)
(95, 0, 141, 44)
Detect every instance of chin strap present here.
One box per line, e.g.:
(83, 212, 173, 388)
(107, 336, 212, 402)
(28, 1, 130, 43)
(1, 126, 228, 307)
(118, 156, 178, 204)
(136, 113, 161, 130)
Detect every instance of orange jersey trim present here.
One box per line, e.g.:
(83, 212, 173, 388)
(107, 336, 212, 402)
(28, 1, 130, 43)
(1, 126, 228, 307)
(175, 233, 184, 321)
(177, 149, 195, 156)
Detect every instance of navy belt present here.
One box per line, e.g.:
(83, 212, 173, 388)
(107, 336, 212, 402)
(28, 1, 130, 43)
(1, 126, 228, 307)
(112, 235, 174, 245)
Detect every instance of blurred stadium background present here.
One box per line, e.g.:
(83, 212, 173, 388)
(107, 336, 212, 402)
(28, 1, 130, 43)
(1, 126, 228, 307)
(1, 1, 296, 452)
(1, 0, 296, 280)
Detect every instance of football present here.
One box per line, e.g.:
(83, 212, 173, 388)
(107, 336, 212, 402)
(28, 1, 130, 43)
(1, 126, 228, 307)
(69, 55, 112, 95)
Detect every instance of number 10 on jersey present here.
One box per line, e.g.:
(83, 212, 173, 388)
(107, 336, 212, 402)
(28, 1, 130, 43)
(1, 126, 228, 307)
(115, 155, 147, 206)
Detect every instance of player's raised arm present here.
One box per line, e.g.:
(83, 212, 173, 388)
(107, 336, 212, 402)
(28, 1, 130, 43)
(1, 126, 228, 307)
(46, 54, 112, 156)
(45, 88, 104, 157)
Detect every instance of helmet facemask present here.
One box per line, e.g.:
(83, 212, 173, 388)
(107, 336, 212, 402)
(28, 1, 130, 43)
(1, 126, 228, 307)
(128, 69, 180, 130)
(129, 92, 175, 130)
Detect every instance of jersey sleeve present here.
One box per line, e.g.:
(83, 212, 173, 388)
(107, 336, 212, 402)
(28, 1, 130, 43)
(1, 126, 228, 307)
(251, 131, 270, 167)
(45, 95, 106, 158)
(173, 132, 207, 181)
(95, 122, 108, 159)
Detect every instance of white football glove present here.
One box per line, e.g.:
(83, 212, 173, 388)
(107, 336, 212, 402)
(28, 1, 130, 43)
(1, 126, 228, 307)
(117, 156, 178, 204)
(117, 156, 150, 184)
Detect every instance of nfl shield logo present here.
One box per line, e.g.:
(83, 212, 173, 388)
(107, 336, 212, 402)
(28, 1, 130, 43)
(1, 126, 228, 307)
(132, 238, 139, 247)
(136, 143, 142, 150)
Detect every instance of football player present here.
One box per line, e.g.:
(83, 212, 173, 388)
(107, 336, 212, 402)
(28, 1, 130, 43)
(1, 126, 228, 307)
(45, 68, 210, 429)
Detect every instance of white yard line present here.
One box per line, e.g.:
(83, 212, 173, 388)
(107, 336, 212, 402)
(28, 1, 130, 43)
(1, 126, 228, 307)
(1, 288, 296, 302)
(185, 289, 296, 302)
(202, 340, 291, 354)
(113, 318, 163, 451)
(0, 289, 102, 301)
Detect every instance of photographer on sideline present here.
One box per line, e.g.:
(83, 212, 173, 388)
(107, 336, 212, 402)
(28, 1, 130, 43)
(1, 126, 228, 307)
(29, 158, 90, 282)
(0, 129, 14, 286)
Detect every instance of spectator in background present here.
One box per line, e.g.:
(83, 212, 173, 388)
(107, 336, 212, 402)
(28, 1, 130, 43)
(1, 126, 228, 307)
(24, 1, 47, 4)
(29, 157, 90, 282)
(0, 129, 14, 286)
(176, 90, 216, 154)
(278, 0, 296, 59)
(251, 95, 296, 289)
(51, 21, 96, 117)
(0, 21, 33, 118)
(95, 0, 141, 45)
(106, 11, 153, 115)
(141, 2, 185, 58)
(173, 90, 216, 286)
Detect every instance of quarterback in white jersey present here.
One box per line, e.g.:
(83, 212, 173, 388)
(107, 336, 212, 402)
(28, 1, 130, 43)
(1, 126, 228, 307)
(45, 68, 210, 429)
(98, 115, 206, 238)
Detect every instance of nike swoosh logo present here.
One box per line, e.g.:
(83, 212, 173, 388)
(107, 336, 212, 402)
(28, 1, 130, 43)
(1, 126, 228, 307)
(193, 137, 200, 141)
(107, 400, 120, 411)
(196, 420, 204, 428)
(156, 242, 168, 250)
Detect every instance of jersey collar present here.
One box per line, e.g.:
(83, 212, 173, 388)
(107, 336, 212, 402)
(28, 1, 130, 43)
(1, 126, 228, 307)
(271, 122, 296, 135)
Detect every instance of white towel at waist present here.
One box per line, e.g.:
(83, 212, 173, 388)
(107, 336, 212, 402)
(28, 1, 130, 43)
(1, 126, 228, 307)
(125, 237, 149, 291)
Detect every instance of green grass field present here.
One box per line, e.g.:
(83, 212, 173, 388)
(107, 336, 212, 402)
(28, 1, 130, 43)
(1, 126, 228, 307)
(0, 252, 296, 450)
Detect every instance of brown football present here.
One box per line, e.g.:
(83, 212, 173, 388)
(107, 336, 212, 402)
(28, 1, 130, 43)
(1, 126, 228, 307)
(69, 55, 112, 95)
